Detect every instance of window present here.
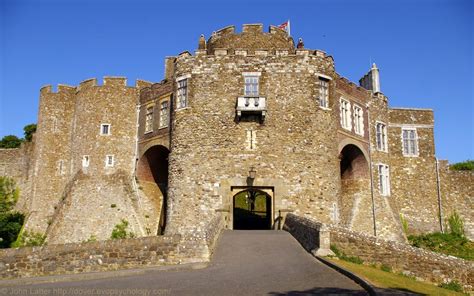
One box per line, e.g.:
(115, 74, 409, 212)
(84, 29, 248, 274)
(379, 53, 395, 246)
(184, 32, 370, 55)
(340, 98, 352, 130)
(353, 105, 364, 136)
(159, 101, 169, 128)
(318, 78, 329, 108)
(100, 124, 111, 135)
(378, 164, 390, 196)
(402, 128, 418, 156)
(105, 155, 114, 168)
(244, 75, 259, 97)
(145, 106, 154, 133)
(375, 122, 388, 152)
(82, 155, 90, 168)
(177, 79, 188, 109)
(52, 118, 59, 133)
(57, 160, 65, 176)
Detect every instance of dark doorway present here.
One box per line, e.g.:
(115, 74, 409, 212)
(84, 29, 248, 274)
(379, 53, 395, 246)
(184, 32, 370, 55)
(233, 189, 272, 230)
(136, 145, 169, 235)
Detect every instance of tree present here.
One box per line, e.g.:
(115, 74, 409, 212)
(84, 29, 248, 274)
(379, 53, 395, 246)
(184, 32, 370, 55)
(0, 135, 22, 148)
(0, 177, 24, 248)
(23, 123, 37, 142)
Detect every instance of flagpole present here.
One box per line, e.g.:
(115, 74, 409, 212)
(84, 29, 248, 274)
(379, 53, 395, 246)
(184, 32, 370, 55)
(287, 20, 291, 36)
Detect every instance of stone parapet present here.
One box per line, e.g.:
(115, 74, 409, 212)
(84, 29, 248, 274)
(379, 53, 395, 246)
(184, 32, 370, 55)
(284, 214, 473, 292)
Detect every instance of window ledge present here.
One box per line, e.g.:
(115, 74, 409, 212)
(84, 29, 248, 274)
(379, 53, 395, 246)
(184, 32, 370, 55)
(144, 130, 153, 135)
(403, 154, 419, 158)
(158, 126, 168, 130)
(319, 106, 332, 111)
(176, 107, 190, 112)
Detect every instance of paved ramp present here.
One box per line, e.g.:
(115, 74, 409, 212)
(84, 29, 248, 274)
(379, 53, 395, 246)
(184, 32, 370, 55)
(6, 230, 367, 295)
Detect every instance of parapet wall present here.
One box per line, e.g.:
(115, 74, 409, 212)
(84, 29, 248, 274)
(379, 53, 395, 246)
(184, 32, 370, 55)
(284, 214, 473, 292)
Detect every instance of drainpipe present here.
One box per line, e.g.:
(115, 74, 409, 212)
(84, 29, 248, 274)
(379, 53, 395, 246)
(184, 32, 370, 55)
(367, 105, 377, 237)
(435, 157, 444, 233)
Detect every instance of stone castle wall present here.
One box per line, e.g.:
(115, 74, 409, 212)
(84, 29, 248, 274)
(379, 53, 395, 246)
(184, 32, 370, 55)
(284, 214, 473, 292)
(439, 161, 474, 240)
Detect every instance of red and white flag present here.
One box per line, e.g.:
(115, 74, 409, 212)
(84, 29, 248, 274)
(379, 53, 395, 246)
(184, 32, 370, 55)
(278, 20, 291, 36)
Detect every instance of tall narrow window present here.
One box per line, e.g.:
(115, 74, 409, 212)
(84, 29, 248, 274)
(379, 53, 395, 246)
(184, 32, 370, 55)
(82, 155, 90, 168)
(319, 78, 329, 108)
(244, 75, 259, 97)
(100, 124, 111, 135)
(177, 79, 188, 109)
(57, 160, 65, 176)
(159, 101, 169, 128)
(353, 105, 364, 136)
(402, 128, 418, 156)
(340, 99, 352, 130)
(145, 106, 154, 133)
(105, 155, 114, 168)
(378, 164, 390, 196)
(376, 122, 388, 152)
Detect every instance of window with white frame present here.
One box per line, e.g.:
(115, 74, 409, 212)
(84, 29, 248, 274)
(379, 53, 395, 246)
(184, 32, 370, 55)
(378, 164, 390, 196)
(375, 122, 388, 152)
(82, 155, 90, 168)
(353, 105, 364, 136)
(145, 106, 154, 133)
(177, 79, 188, 109)
(318, 78, 329, 108)
(340, 98, 352, 130)
(402, 128, 418, 156)
(57, 160, 65, 175)
(100, 124, 111, 135)
(159, 101, 169, 128)
(105, 155, 114, 168)
(244, 75, 259, 97)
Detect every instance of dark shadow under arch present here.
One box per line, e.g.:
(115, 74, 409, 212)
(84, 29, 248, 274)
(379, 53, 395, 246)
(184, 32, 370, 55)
(136, 145, 169, 235)
(233, 189, 272, 230)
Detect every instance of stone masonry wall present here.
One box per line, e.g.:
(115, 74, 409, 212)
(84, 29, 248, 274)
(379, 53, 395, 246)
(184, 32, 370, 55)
(439, 160, 474, 240)
(167, 32, 341, 241)
(284, 214, 473, 292)
(388, 108, 440, 235)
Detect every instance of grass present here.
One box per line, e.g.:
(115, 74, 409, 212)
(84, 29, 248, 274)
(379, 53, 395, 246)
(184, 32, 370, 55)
(408, 232, 473, 261)
(325, 257, 466, 295)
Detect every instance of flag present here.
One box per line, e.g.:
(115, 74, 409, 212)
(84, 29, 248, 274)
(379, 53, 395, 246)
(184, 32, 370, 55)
(278, 20, 291, 36)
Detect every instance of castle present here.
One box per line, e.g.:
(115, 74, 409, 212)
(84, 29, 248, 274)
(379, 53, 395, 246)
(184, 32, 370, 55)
(1, 24, 472, 246)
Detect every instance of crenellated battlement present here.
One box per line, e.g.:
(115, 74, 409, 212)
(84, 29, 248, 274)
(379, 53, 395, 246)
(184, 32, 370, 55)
(40, 84, 76, 95)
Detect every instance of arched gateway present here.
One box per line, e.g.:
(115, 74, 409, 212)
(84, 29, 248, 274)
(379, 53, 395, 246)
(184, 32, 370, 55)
(233, 189, 272, 230)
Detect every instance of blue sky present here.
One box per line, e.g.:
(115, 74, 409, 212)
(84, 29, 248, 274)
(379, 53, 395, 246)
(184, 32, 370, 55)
(0, 0, 472, 162)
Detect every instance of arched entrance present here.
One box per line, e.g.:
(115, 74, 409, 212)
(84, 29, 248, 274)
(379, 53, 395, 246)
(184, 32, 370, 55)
(136, 145, 169, 235)
(233, 189, 272, 230)
(339, 144, 372, 232)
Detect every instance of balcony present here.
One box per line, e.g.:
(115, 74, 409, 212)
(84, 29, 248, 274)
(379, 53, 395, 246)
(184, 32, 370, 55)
(236, 96, 267, 121)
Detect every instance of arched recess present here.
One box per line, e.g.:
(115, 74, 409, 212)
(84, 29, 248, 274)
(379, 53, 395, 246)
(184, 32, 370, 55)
(339, 144, 372, 232)
(136, 145, 169, 235)
(233, 189, 272, 230)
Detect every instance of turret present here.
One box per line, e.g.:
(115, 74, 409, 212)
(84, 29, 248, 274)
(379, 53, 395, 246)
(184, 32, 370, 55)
(359, 63, 381, 93)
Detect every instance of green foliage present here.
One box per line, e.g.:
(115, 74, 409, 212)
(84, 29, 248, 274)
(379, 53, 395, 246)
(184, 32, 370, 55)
(23, 124, 37, 142)
(0, 212, 25, 248)
(0, 177, 20, 212)
(380, 264, 392, 273)
(330, 244, 364, 264)
(450, 160, 474, 171)
(11, 231, 46, 247)
(447, 211, 465, 238)
(438, 281, 463, 293)
(0, 135, 22, 149)
(110, 219, 134, 240)
(399, 213, 408, 234)
(408, 232, 473, 261)
(86, 235, 97, 242)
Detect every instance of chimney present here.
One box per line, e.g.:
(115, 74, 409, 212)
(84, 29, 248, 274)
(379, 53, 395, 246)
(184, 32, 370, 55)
(359, 63, 381, 93)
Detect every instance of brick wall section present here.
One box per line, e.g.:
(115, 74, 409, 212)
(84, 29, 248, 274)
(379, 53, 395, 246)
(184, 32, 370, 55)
(439, 161, 474, 240)
(284, 214, 474, 292)
(388, 108, 440, 235)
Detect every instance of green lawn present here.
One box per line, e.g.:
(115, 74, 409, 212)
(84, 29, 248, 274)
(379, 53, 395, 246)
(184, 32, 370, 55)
(408, 232, 473, 261)
(325, 258, 466, 295)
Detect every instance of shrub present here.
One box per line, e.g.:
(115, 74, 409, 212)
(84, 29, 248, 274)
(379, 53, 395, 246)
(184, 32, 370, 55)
(447, 211, 465, 238)
(450, 160, 474, 171)
(111, 219, 134, 239)
(408, 232, 472, 261)
(381, 264, 392, 272)
(438, 281, 463, 292)
(12, 231, 46, 247)
(0, 177, 20, 212)
(0, 135, 22, 149)
(0, 212, 25, 248)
